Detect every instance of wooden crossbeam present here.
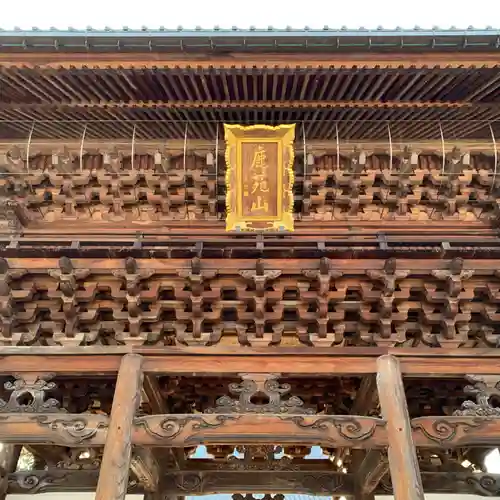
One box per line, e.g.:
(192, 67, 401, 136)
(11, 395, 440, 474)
(0, 51, 499, 69)
(0, 100, 475, 110)
(0, 138, 496, 155)
(1, 348, 500, 376)
(0, 410, 499, 449)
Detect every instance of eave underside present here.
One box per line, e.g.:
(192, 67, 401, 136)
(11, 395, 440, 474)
(0, 65, 499, 140)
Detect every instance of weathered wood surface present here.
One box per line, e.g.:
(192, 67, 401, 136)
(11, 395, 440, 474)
(0, 255, 498, 349)
(0, 444, 20, 500)
(412, 416, 500, 447)
(377, 355, 424, 500)
(133, 414, 386, 448)
(95, 353, 144, 500)
(0, 51, 499, 68)
(1, 411, 500, 449)
(3, 349, 500, 376)
(0, 414, 109, 446)
(7, 470, 500, 497)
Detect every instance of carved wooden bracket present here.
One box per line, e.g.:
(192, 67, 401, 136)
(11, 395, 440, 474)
(453, 375, 500, 417)
(204, 373, 314, 414)
(0, 373, 63, 413)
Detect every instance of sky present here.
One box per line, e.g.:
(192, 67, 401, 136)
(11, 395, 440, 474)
(0, 0, 499, 30)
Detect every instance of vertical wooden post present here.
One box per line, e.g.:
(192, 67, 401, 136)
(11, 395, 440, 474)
(377, 354, 424, 500)
(0, 444, 20, 500)
(95, 353, 143, 500)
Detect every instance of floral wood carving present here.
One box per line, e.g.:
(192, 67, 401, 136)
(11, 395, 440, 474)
(453, 375, 500, 416)
(205, 373, 315, 414)
(0, 373, 63, 413)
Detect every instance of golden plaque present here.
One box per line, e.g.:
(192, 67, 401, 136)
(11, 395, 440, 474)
(224, 124, 295, 232)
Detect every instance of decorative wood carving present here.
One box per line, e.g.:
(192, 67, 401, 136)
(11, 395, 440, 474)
(224, 446, 297, 471)
(377, 472, 500, 497)
(7, 469, 500, 497)
(224, 124, 295, 232)
(205, 373, 314, 414)
(0, 256, 498, 348)
(56, 448, 101, 470)
(0, 147, 498, 228)
(0, 414, 108, 446)
(0, 374, 62, 413)
(161, 470, 348, 495)
(133, 413, 386, 448)
(411, 416, 500, 447)
(453, 375, 500, 416)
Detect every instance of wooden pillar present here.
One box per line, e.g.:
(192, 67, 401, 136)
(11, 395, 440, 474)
(0, 444, 20, 500)
(95, 353, 143, 500)
(376, 354, 424, 500)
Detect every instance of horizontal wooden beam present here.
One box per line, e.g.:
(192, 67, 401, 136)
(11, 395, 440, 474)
(2, 348, 500, 376)
(0, 138, 496, 155)
(4, 257, 500, 272)
(7, 469, 500, 496)
(412, 416, 500, 448)
(0, 100, 474, 111)
(0, 411, 499, 449)
(0, 51, 499, 69)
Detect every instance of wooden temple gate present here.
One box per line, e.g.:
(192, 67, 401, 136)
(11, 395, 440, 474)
(1, 348, 500, 499)
(1, 25, 500, 500)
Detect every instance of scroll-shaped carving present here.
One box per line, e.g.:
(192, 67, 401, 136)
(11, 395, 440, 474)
(461, 474, 500, 496)
(411, 416, 493, 447)
(7, 471, 68, 494)
(0, 373, 63, 413)
(205, 373, 314, 414)
(34, 414, 109, 445)
(133, 414, 237, 445)
(284, 415, 383, 443)
(225, 124, 295, 232)
(454, 375, 500, 416)
(377, 472, 500, 497)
